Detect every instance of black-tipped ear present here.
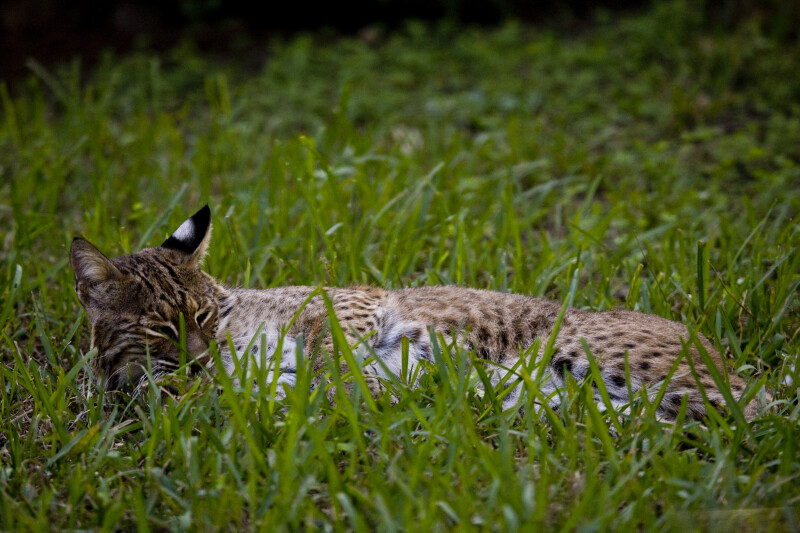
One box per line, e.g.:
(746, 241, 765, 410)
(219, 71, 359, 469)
(161, 205, 212, 265)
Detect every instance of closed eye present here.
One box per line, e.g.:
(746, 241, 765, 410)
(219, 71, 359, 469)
(157, 325, 179, 341)
(143, 323, 180, 342)
(196, 311, 211, 327)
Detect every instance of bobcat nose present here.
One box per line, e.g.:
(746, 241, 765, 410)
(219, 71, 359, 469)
(186, 335, 209, 356)
(185, 334, 211, 375)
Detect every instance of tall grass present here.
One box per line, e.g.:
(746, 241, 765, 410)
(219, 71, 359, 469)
(1, 3, 799, 529)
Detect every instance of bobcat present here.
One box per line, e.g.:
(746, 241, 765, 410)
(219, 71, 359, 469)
(70, 206, 760, 420)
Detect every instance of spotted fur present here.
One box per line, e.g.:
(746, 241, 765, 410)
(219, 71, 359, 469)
(70, 206, 762, 420)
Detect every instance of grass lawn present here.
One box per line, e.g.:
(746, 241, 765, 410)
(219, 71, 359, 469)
(1, 3, 799, 530)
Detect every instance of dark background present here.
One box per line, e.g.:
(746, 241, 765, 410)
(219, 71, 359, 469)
(1, 0, 798, 81)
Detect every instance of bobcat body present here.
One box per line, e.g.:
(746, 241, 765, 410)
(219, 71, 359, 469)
(70, 206, 757, 420)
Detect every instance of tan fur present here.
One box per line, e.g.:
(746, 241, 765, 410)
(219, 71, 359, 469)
(70, 206, 762, 421)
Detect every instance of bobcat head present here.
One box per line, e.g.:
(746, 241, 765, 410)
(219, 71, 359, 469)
(70, 206, 223, 390)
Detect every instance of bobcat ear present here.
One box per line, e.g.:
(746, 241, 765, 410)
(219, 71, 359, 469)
(70, 238, 122, 285)
(70, 238, 123, 309)
(161, 205, 212, 266)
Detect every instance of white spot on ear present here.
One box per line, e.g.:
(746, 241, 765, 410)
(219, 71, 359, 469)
(172, 218, 194, 243)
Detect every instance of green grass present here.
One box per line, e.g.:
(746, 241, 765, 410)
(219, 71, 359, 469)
(2, 3, 800, 530)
